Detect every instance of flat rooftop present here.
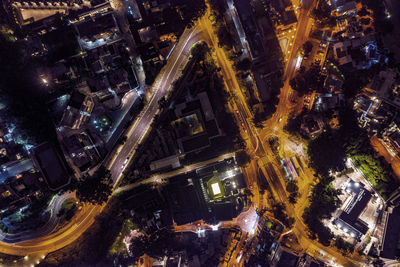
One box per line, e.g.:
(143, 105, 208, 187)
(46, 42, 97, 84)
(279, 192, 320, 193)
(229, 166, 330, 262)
(31, 143, 70, 190)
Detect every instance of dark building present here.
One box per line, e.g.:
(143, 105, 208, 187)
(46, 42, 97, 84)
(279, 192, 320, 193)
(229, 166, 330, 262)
(380, 205, 400, 260)
(30, 142, 70, 190)
(163, 158, 246, 225)
(333, 180, 371, 240)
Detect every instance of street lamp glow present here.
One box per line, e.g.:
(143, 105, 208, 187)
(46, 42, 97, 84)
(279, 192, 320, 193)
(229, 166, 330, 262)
(210, 223, 220, 231)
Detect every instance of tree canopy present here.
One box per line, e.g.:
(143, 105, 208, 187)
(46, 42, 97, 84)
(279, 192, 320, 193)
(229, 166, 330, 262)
(0, 35, 57, 145)
(75, 166, 113, 205)
(129, 228, 179, 263)
(307, 107, 399, 199)
(235, 150, 251, 167)
(290, 64, 326, 96)
(302, 176, 341, 246)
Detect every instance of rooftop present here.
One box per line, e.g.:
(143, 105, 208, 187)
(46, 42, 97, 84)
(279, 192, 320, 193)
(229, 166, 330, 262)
(30, 142, 70, 190)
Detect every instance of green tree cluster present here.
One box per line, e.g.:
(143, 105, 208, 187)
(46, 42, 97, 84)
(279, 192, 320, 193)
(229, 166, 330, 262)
(286, 180, 300, 204)
(235, 150, 251, 167)
(129, 228, 179, 263)
(272, 203, 294, 228)
(334, 237, 355, 255)
(74, 166, 113, 205)
(307, 108, 399, 199)
(290, 64, 326, 96)
(302, 176, 341, 246)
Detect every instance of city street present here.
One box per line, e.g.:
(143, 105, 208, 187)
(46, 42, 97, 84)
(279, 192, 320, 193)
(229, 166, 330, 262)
(0, 2, 377, 266)
(0, 22, 204, 257)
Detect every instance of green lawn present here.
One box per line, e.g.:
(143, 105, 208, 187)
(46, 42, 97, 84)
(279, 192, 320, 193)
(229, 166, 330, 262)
(109, 219, 137, 256)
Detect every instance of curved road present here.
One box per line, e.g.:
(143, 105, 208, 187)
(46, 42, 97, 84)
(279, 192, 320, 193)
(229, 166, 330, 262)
(0, 24, 204, 256)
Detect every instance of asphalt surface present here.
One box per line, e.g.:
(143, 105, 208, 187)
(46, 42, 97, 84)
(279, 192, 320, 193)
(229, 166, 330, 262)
(0, 23, 204, 256)
(108, 25, 203, 184)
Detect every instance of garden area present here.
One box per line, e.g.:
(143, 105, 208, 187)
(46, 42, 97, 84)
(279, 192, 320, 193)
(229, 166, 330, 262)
(109, 219, 138, 257)
(302, 176, 341, 246)
(306, 108, 399, 199)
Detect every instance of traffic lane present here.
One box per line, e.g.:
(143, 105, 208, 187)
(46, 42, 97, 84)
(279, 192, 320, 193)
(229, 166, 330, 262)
(4, 206, 102, 255)
(109, 30, 202, 181)
(0, 193, 76, 243)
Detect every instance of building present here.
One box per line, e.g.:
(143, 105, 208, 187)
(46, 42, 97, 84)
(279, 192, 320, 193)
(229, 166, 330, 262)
(333, 35, 380, 70)
(314, 94, 345, 111)
(300, 114, 325, 137)
(73, 3, 120, 50)
(270, 244, 301, 267)
(163, 157, 246, 225)
(0, 169, 46, 211)
(379, 205, 400, 260)
(10, 0, 94, 26)
(336, 1, 357, 17)
(324, 74, 343, 94)
(30, 142, 70, 191)
(149, 155, 181, 172)
(172, 91, 222, 154)
(333, 180, 372, 240)
(234, 0, 284, 102)
(59, 91, 93, 130)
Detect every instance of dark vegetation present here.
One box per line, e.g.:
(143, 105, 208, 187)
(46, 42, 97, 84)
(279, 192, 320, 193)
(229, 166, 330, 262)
(290, 63, 326, 96)
(307, 108, 399, 199)
(235, 150, 251, 167)
(0, 35, 57, 145)
(311, 0, 336, 27)
(361, 0, 394, 35)
(302, 176, 341, 246)
(39, 198, 124, 266)
(286, 180, 300, 204)
(129, 228, 179, 263)
(271, 203, 294, 228)
(71, 166, 113, 205)
(334, 236, 355, 255)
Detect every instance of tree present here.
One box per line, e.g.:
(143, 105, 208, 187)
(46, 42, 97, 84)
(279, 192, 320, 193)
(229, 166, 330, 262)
(235, 58, 252, 71)
(235, 150, 251, 167)
(286, 180, 299, 204)
(284, 113, 304, 137)
(158, 96, 167, 109)
(357, 7, 370, 17)
(75, 166, 113, 205)
(253, 107, 275, 129)
(257, 168, 269, 193)
(272, 203, 294, 228)
(129, 228, 178, 263)
(360, 17, 371, 25)
(217, 24, 234, 50)
(288, 192, 299, 204)
(290, 64, 325, 96)
(181, 0, 206, 28)
(302, 177, 341, 246)
(0, 35, 57, 145)
(311, 0, 334, 26)
(308, 130, 346, 176)
(302, 41, 313, 57)
(334, 237, 354, 254)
